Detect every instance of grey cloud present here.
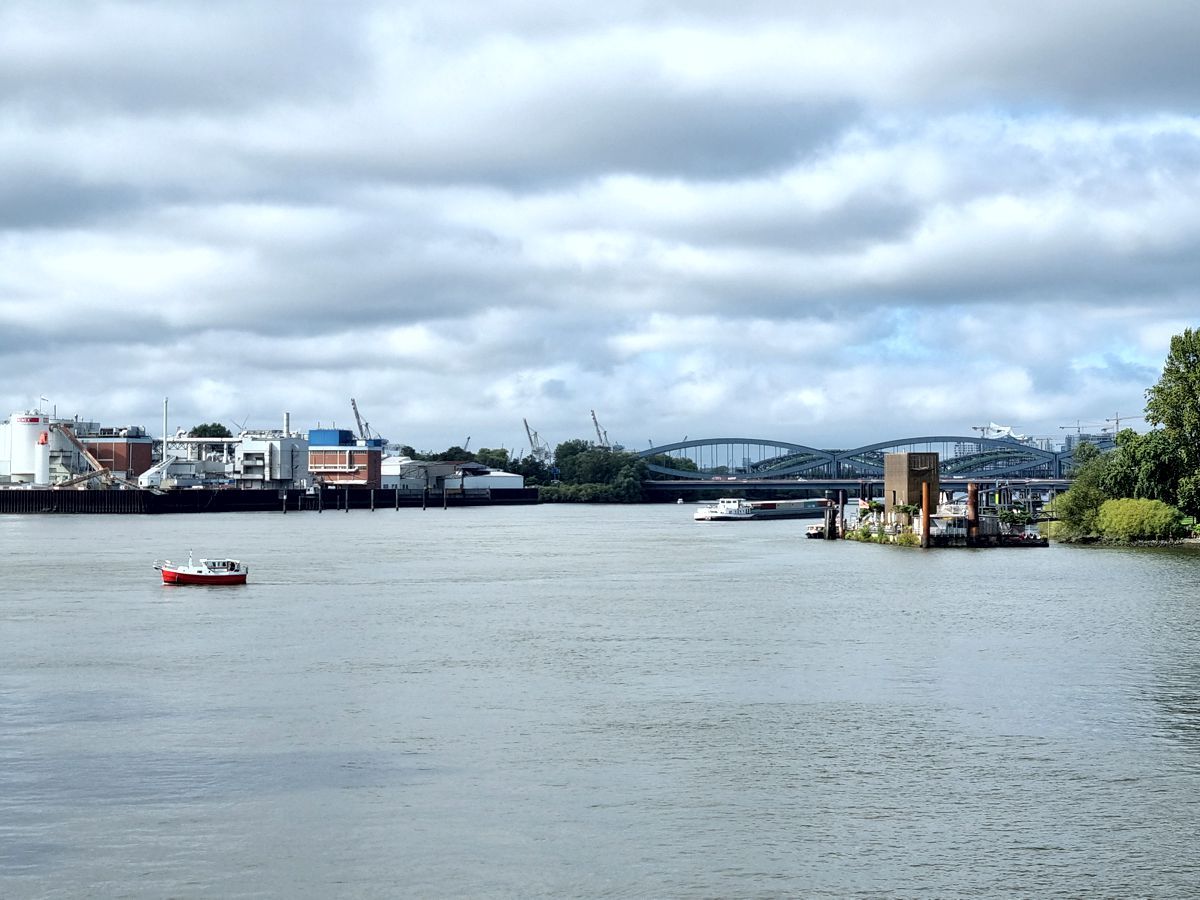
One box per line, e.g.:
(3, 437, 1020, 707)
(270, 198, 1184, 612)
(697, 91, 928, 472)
(540, 379, 570, 400)
(0, 2, 370, 117)
(512, 95, 858, 184)
(209, 237, 544, 334)
(2, 0, 1195, 449)
(260, 96, 859, 190)
(420, 1, 1200, 115)
(0, 174, 144, 228)
(0, 302, 171, 349)
(674, 189, 920, 254)
(1076, 354, 1160, 387)
(907, 1, 1200, 112)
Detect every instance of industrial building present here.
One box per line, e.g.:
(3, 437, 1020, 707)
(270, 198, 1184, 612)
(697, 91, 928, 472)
(0, 409, 155, 486)
(138, 422, 310, 490)
(381, 456, 525, 493)
(82, 426, 156, 481)
(307, 429, 384, 489)
(883, 452, 940, 513)
(2, 407, 524, 498)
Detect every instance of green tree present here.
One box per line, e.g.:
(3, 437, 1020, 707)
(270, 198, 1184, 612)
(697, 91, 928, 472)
(1145, 327, 1200, 449)
(473, 447, 510, 470)
(512, 456, 551, 485)
(997, 506, 1035, 527)
(646, 454, 699, 473)
(1144, 326, 1200, 516)
(1066, 440, 1101, 476)
(1099, 428, 1188, 503)
(1177, 475, 1200, 517)
(190, 422, 232, 438)
(611, 460, 648, 502)
(553, 439, 593, 466)
(1048, 441, 1110, 540)
(1095, 498, 1186, 542)
(556, 448, 638, 485)
(539, 439, 650, 502)
(430, 446, 475, 461)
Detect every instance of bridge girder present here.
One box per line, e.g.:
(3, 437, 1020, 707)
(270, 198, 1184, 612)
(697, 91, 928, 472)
(641, 434, 1114, 482)
(641, 437, 833, 459)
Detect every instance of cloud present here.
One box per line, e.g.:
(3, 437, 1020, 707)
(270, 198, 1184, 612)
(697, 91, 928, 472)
(1, 1, 1197, 453)
(0, 2, 369, 116)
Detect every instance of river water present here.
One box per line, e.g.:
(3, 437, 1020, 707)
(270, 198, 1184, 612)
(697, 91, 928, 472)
(2, 504, 1199, 898)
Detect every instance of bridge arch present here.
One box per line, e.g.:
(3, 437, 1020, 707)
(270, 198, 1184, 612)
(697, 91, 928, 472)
(834, 435, 1064, 479)
(641, 434, 1114, 481)
(639, 438, 833, 480)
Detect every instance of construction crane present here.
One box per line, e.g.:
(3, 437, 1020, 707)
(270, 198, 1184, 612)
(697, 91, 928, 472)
(523, 418, 551, 462)
(1105, 413, 1145, 432)
(591, 409, 611, 450)
(1058, 419, 1108, 435)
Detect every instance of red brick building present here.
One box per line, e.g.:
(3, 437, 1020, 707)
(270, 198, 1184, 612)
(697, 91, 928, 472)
(307, 429, 382, 488)
(83, 434, 155, 480)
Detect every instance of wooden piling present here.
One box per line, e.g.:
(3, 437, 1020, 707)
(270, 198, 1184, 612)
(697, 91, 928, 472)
(921, 481, 931, 548)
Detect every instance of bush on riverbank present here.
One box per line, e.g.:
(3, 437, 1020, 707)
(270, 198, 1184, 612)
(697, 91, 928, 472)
(1095, 498, 1187, 542)
(539, 479, 643, 503)
(1048, 440, 1193, 542)
(1049, 495, 1189, 543)
(843, 526, 920, 545)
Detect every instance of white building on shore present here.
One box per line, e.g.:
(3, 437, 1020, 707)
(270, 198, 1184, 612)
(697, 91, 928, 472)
(381, 456, 524, 492)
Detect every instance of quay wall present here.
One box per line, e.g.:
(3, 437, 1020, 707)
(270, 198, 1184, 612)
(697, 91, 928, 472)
(0, 487, 539, 515)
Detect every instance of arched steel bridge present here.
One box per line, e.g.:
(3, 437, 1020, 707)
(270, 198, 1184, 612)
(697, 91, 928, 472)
(638, 435, 1111, 493)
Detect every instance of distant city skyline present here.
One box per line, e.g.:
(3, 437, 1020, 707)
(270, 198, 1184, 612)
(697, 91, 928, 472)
(4, 396, 1121, 460)
(2, 2, 1195, 453)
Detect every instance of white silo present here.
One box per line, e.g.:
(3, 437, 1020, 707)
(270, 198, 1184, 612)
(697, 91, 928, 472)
(34, 428, 50, 484)
(8, 411, 49, 483)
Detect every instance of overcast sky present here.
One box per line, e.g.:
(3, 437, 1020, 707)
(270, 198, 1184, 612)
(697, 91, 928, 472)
(3, 1, 1197, 454)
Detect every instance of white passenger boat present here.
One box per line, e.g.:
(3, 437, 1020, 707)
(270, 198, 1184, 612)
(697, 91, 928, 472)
(693, 497, 827, 521)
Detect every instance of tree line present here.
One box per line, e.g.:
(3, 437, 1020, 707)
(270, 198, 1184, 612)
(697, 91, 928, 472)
(184, 428, 690, 501)
(1051, 327, 1200, 542)
(396, 438, 697, 502)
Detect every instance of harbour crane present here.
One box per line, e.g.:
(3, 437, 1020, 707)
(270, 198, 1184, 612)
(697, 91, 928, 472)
(591, 409, 611, 450)
(523, 418, 551, 462)
(350, 398, 371, 441)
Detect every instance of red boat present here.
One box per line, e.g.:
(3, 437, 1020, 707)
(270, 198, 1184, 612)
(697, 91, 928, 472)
(154, 552, 249, 585)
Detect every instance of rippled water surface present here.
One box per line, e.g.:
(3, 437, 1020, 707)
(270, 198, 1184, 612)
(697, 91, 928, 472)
(3, 505, 1200, 897)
